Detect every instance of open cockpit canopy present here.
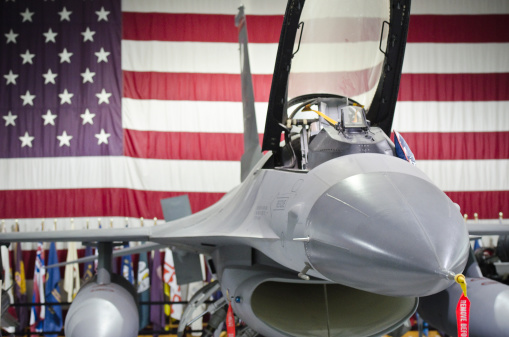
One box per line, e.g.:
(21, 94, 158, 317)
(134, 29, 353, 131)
(288, 0, 389, 108)
(262, 0, 411, 159)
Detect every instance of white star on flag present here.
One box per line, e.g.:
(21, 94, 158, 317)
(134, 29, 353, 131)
(20, 90, 36, 106)
(59, 89, 74, 105)
(58, 48, 73, 63)
(42, 69, 58, 84)
(96, 7, 110, 22)
(80, 109, 95, 125)
(81, 27, 95, 42)
(95, 47, 110, 63)
(95, 129, 111, 145)
(5, 29, 18, 44)
(4, 70, 18, 85)
(20, 8, 34, 22)
(43, 28, 58, 43)
(20, 50, 35, 64)
(80, 68, 95, 83)
(19, 131, 34, 148)
(57, 130, 73, 147)
(42, 110, 57, 126)
(96, 89, 112, 104)
(3, 111, 17, 127)
(58, 7, 72, 21)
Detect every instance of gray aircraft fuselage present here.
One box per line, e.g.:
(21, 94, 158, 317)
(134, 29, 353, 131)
(147, 137, 470, 336)
(152, 149, 470, 298)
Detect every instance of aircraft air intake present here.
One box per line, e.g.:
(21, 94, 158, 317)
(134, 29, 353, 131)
(251, 281, 417, 337)
(218, 264, 417, 337)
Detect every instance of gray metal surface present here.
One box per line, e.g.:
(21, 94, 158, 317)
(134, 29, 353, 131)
(466, 219, 509, 235)
(45, 242, 164, 269)
(418, 277, 509, 337)
(0, 227, 150, 242)
(65, 275, 139, 337)
(161, 195, 192, 222)
(307, 124, 395, 169)
(236, 5, 262, 181)
(150, 153, 469, 296)
(161, 195, 203, 284)
(305, 170, 468, 296)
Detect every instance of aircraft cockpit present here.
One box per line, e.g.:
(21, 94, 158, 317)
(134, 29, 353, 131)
(260, 0, 406, 171)
(279, 95, 395, 171)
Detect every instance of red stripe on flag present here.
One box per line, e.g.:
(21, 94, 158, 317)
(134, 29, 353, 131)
(0, 189, 224, 219)
(445, 191, 509, 219)
(408, 15, 509, 43)
(122, 12, 283, 43)
(122, 13, 384, 44)
(124, 72, 509, 103)
(292, 17, 384, 42)
(126, 130, 509, 161)
(123, 13, 509, 44)
(399, 132, 509, 160)
(124, 130, 265, 160)
(124, 129, 244, 161)
(123, 71, 273, 102)
(399, 73, 509, 101)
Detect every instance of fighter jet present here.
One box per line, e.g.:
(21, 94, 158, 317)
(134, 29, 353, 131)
(0, 0, 479, 336)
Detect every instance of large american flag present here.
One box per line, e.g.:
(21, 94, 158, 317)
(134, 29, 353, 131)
(1, 0, 507, 233)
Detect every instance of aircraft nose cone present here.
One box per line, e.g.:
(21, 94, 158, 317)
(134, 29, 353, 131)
(305, 171, 469, 297)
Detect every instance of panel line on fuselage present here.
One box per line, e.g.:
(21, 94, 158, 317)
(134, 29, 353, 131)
(326, 193, 370, 217)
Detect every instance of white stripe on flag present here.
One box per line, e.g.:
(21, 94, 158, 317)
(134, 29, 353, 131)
(418, 160, 509, 192)
(394, 101, 509, 133)
(122, 99, 268, 133)
(411, 0, 509, 15)
(403, 43, 509, 74)
(122, 41, 278, 74)
(121, 0, 287, 15)
(123, 100, 509, 134)
(122, 41, 509, 75)
(2, 157, 507, 193)
(0, 157, 240, 192)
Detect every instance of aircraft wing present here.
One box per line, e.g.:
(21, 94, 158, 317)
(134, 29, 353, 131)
(466, 219, 509, 235)
(0, 222, 236, 256)
(0, 227, 151, 243)
(0, 154, 278, 254)
(45, 241, 165, 268)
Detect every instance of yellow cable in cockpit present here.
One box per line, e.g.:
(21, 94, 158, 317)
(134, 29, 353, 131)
(302, 104, 338, 126)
